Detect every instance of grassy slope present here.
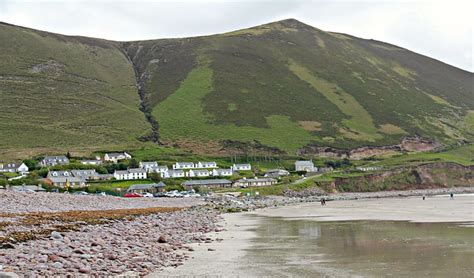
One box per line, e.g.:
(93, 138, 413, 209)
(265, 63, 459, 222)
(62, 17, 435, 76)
(0, 23, 148, 155)
(1, 19, 473, 158)
(130, 19, 473, 153)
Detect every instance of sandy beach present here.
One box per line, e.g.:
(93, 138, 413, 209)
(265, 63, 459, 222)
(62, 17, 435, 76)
(157, 194, 474, 277)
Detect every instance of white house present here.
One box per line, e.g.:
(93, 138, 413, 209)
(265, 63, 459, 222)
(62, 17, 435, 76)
(47, 170, 73, 179)
(113, 168, 147, 180)
(295, 161, 316, 172)
(162, 170, 185, 179)
(173, 162, 195, 170)
(140, 161, 158, 172)
(104, 152, 132, 163)
(196, 161, 218, 169)
(187, 169, 211, 178)
(40, 156, 69, 167)
(264, 169, 290, 177)
(0, 162, 29, 174)
(231, 164, 252, 171)
(81, 159, 102, 166)
(212, 168, 233, 177)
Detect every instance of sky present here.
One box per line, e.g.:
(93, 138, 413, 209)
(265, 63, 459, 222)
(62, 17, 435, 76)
(0, 0, 472, 71)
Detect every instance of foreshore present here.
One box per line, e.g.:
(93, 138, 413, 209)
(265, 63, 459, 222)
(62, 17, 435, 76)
(158, 191, 474, 277)
(0, 187, 473, 276)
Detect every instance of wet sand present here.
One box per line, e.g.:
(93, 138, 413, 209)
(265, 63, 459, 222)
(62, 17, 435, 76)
(155, 194, 473, 277)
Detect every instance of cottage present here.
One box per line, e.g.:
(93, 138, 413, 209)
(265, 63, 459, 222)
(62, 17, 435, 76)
(0, 162, 29, 174)
(295, 160, 316, 172)
(231, 164, 252, 171)
(173, 162, 195, 170)
(127, 182, 166, 194)
(80, 159, 102, 166)
(113, 168, 147, 180)
(71, 169, 99, 180)
(104, 152, 131, 163)
(196, 161, 218, 169)
(139, 161, 158, 172)
(45, 176, 86, 188)
(187, 169, 210, 178)
(212, 168, 233, 177)
(40, 156, 69, 167)
(182, 179, 233, 190)
(264, 169, 290, 177)
(162, 170, 185, 179)
(47, 170, 73, 179)
(234, 177, 277, 187)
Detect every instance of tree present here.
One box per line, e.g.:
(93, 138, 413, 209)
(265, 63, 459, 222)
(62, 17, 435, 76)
(129, 159, 139, 168)
(149, 172, 162, 182)
(66, 151, 72, 159)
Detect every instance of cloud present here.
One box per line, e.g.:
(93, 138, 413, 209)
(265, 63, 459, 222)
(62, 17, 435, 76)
(0, 0, 472, 71)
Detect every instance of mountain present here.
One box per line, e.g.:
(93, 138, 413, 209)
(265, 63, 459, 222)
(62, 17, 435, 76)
(0, 19, 472, 157)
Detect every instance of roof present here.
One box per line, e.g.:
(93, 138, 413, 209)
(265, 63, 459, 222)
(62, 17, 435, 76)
(128, 182, 166, 191)
(295, 160, 314, 166)
(128, 168, 146, 173)
(175, 162, 194, 166)
(168, 169, 184, 173)
(214, 168, 232, 172)
(71, 169, 97, 176)
(48, 177, 85, 183)
(106, 152, 129, 158)
(234, 163, 251, 166)
(237, 178, 277, 183)
(114, 170, 128, 175)
(182, 179, 232, 186)
(141, 161, 158, 165)
(2, 162, 24, 170)
(199, 161, 216, 165)
(43, 156, 68, 161)
(48, 171, 72, 177)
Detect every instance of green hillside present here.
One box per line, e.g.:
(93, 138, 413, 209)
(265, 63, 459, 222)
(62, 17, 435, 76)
(124, 19, 473, 153)
(0, 22, 149, 155)
(1, 19, 473, 157)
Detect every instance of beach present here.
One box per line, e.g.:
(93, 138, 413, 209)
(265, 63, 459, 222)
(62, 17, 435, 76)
(157, 194, 474, 277)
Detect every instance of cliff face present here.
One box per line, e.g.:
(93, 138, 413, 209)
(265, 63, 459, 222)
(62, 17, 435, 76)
(334, 163, 473, 192)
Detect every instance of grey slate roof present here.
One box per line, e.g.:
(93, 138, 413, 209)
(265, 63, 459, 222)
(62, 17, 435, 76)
(182, 179, 232, 186)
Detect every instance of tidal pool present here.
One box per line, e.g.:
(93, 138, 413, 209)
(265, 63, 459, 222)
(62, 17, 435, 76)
(244, 217, 474, 277)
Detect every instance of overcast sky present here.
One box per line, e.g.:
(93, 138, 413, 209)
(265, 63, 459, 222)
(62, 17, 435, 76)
(1, 0, 472, 71)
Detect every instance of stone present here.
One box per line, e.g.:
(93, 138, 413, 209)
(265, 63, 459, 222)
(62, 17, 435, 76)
(207, 248, 215, 251)
(52, 262, 63, 269)
(157, 235, 168, 243)
(0, 272, 19, 278)
(50, 231, 63, 240)
(80, 254, 92, 260)
(79, 267, 91, 274)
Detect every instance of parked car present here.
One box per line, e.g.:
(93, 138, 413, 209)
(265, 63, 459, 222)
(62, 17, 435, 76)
(73, 191, 89, 195)
(124, 192, 142, 198)
(153, 192, 167, 198)
(164, 191, 183, 198)
(96, 192, 107, 196)
(141, 192, 154, 198)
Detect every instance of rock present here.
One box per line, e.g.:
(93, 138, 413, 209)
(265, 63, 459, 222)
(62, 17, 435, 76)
(0, 243, 15, 249)
(80, 254, 92, 260)
(0, 272, 19, 278)
(50, 231, 63, 240)
(48, 254, 60, 262)
(157, 235, 168, 243)
(187, 247, 194, 251)
(52, 262, 63, 269)
(207, 248, 215, 251)
(79, 267, 91, 274)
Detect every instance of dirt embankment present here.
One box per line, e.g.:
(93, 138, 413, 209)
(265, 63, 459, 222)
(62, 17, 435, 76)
(297, 136, 443, 159)
(332, 163, 473, 192)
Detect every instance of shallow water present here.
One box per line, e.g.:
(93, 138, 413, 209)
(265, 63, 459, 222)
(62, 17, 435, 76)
(243, 217, 474, 277)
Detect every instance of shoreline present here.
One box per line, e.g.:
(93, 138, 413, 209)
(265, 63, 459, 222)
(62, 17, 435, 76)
(159, 192, 474, 276)
(1, 187, 472, 276)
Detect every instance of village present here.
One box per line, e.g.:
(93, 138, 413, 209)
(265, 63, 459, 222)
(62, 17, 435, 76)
(0, 151, 348, 197)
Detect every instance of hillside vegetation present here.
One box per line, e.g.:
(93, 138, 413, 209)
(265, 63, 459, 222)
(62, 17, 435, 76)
(1, 19, 473, 158)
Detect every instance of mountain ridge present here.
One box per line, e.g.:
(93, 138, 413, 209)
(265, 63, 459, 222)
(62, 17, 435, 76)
(0, 19, 472, 157)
